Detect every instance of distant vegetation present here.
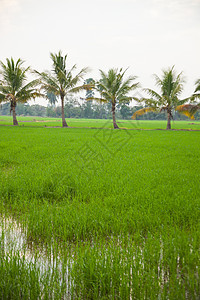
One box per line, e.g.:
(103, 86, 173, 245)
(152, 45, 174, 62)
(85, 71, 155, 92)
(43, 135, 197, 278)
(1, 100, 199, 120)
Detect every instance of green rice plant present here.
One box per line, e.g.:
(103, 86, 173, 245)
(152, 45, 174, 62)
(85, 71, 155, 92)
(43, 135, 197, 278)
(0, 223, 71, 299)
(0, 250, 71, 299)
(0, 123, 199, 299)
(0, 250, 41, 299)
(71, 233, 199, 299)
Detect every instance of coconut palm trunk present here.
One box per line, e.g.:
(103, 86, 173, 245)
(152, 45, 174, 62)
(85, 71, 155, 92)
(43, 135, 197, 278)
(112, 101, 119, 129)
(11, 100, 18, 126)
(61, 95, 68, 127)
(166, 108, 172, 130)
(12, 106, 18, 126)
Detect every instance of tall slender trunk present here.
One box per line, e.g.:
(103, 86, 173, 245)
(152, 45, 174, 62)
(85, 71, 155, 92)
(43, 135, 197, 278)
(61, 95, 68, 127)
(166, 109, 171, 130)
(112, 101, 119, 129)
(11, 101, 18, 126)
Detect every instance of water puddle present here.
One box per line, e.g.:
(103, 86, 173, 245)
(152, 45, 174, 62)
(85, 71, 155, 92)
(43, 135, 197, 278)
(0, 217, 71, 298)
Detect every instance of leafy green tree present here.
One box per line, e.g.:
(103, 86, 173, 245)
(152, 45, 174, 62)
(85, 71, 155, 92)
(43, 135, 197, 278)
(36, 51, 90, 127)
(176, 78, 200, 119)
(132, 66, 186, 130)
(16, 103, 29, 115)
(87, 68, 139, 128)
(0, 58, 40, 125)
(119, 102, 132, 119)
(84, 78, 95, 99)
(0, 102, 10, 115)
(82, 101, 94, 118)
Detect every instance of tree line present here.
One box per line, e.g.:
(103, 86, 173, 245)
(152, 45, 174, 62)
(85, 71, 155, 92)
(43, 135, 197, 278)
(1, 99, 196, 121)
(0, 51, 199, 129)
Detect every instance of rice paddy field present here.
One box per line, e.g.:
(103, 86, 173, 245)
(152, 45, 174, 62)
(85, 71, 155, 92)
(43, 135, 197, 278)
(0, 117, 200, 299)
(1, 115, 200, 130)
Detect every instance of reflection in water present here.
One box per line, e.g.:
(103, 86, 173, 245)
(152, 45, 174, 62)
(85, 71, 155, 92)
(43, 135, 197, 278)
(0, 217, 70, 298)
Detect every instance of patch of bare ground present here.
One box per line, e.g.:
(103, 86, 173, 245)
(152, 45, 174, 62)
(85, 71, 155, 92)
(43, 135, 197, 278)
(44, 126, 200, 131)
(17, 119, 59, 123)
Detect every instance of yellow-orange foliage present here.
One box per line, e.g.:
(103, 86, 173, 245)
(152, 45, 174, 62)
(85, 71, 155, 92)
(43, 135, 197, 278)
(176, 105, 195, 120)
(132, 107, 157, 119)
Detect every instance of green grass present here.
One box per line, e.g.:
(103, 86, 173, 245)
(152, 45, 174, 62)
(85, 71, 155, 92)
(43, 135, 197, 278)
(1, 115, 200, 130)
(0, 122, 200, 298)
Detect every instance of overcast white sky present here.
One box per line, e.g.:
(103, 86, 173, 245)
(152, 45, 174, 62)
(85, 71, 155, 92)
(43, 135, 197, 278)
(0, 0, 200, 105)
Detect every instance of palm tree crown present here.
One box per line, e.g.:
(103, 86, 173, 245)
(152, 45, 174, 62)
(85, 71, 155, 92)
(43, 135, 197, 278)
(36, 51, 90, 127)
(0, 58, 40, 125)
(132, 66, 186, 129)
(87, 68, 139, 128)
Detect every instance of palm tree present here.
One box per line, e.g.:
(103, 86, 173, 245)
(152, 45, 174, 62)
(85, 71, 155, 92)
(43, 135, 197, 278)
(86, 68, 139, 129)
(0, 58, 40, 125)
(176, 79, 200, 119)
(36, 51, 90, 127)
(132, 66, 186, 130)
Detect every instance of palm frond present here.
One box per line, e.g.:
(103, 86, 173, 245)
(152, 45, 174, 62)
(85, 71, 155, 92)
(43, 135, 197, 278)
(143, 88, 162, 101)
(16, 91, 42, 103)
(132, 107, 158, 119)
(21, 79, 41, 91)
(117, 79, 139, 99)
(190, 80, 200, 101)
(191, 93, 200, 101)
(36, 71, 60, 94)
(176, 104, 199, 119)
(95, 82, 113, 101)
(85, 97, 108, 103)
(194, 79, 200, 93)
(0, 84, 10, 94)
(177, 97, 191, 105)
(118, 96, 133, 103)
(0, 93, 6, 103)
(50, 51, 67, 77)
(153, 74, 162, 87)
(68, 84, 94, 94)
(68, 67, 89, 89)
(141, 98, 159, 107)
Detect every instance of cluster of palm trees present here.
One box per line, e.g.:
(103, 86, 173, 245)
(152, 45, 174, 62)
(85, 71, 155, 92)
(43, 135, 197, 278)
(0, 51, 199, 129)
